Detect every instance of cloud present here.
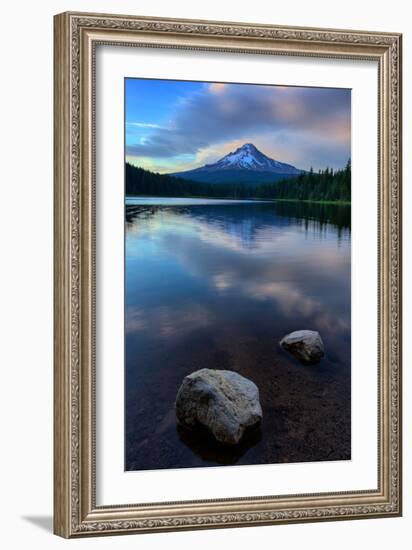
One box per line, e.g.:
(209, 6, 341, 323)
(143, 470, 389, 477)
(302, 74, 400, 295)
(126, 83, 350, 169)
(209, 82, 227, 94)
(127, 121, 164, 129)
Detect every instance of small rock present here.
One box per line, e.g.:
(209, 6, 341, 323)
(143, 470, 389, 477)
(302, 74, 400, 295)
(175, 368, 262, 445)
(280, 330, 324, 364)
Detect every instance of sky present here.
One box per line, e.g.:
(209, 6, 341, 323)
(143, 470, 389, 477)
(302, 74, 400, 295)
(125, 78, 351, 174)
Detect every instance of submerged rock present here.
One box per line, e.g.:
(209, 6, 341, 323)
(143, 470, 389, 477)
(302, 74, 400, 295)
(280, 330, 324, 364)
(175, 368, 262, 445)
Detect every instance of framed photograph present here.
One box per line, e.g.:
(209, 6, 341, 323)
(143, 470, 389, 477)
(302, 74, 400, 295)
(53, 12, 402, 537)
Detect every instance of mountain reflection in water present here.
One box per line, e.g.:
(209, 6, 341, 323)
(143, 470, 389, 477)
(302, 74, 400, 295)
(125, 198, 351, 471)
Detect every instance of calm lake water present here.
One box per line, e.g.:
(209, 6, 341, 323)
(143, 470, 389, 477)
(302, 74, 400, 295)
(125, 198, 351, 471)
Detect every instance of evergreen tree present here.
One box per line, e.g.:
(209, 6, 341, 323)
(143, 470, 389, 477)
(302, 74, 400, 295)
(125, 160, 351, 202)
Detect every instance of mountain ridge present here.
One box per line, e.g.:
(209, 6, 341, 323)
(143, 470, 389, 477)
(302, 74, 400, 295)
(168, 143, 304, 185)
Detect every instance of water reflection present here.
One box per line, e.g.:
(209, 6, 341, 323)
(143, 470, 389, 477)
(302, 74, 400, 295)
(125, 199, 351, 471)
(177, 422, 263, 466)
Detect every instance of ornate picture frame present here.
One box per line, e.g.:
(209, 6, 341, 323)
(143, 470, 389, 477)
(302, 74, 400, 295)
(53, 11, 402, 538)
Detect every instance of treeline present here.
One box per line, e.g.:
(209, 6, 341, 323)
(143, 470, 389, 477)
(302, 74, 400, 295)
(273, 163, 351, 202)
(125, 161, 351, 202)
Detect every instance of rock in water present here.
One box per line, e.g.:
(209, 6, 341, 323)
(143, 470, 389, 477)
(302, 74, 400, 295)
(175, 368, 263, 445)
(280, 330, 324, 364)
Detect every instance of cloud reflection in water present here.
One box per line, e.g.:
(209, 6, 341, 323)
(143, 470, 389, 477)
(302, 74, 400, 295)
(125, 200, 351, 470)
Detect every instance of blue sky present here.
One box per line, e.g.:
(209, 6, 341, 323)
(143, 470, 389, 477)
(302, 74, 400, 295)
(125, 78, 351, 173)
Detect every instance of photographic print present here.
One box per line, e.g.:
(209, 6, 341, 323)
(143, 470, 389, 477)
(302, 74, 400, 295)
(124, 78, 351, 471)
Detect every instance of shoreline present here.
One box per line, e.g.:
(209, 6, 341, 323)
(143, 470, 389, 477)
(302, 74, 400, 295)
(125, 195, 351, 206)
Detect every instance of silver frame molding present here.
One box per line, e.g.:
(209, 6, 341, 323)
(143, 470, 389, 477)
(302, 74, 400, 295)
(53, 11, 402, 538)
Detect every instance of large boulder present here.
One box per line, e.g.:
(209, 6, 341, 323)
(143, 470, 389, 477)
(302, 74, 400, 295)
(280, 330, 324, 364)
(175, 368, 262, 445)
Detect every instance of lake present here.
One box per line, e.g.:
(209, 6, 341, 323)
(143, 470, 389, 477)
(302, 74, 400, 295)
(125, 198, 351, 471)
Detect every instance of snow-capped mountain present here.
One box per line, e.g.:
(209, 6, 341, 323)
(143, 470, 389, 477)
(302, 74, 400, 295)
(169, 143, 303, 184)
(203, 143, 301, 173)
